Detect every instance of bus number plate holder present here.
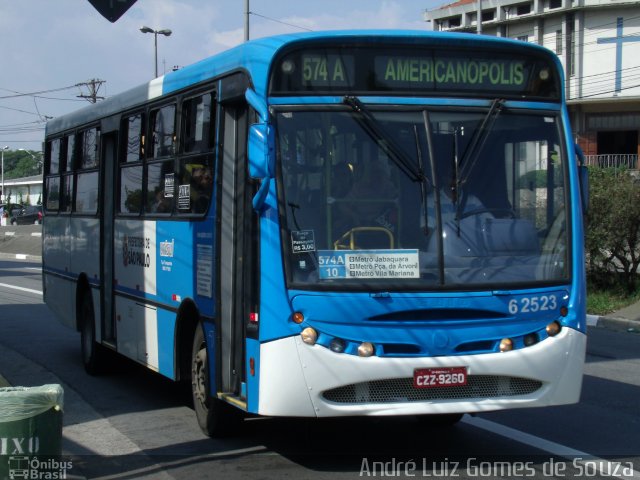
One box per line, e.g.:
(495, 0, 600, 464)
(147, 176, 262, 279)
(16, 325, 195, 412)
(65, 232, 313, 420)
(413, 367, 468, 388)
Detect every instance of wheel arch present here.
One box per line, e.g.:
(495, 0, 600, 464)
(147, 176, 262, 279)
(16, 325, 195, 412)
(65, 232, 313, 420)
(75, 273, 92, 332)
(175, 298, 201, 383)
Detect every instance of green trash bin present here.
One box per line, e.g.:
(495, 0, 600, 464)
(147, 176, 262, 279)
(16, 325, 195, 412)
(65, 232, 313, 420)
(0, 384, 64, 480)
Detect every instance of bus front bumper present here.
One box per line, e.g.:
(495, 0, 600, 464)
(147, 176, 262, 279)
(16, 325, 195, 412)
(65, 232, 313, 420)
(257, 327, 586, 417)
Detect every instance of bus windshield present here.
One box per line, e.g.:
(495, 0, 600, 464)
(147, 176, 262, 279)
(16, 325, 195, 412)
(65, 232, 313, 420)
(277, 106, 569, 290)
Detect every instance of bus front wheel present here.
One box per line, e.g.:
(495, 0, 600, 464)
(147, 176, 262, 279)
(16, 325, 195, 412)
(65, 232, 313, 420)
(191, 324, 240, 437)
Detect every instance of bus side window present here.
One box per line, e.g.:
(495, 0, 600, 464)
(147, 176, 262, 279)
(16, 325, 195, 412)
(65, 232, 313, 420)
(44, 138, 61, 212)
(145, 161, 175, 214)
(150, 104, 176, 158)
(80, 127, 100, 169)
(119, 113, 145, 215)
(177, 161, 213, 213)
(183, 92, 214, 154)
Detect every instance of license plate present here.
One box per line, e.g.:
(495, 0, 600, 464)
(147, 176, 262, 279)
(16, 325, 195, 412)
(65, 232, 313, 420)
(413, 367, 468, 388)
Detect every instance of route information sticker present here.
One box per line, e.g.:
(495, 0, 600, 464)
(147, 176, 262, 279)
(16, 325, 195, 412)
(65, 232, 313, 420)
(318, 249, 419, 280)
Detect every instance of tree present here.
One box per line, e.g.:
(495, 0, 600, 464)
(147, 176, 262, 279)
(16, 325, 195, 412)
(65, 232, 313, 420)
(586, 167, 640, 292)
(1, 150, 40, 179)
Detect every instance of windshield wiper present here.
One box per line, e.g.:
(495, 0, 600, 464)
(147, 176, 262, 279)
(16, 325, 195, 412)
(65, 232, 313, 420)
(458, 98, 505, 186)
(413, 124, 431, 236)
(343, 95, 424, 183)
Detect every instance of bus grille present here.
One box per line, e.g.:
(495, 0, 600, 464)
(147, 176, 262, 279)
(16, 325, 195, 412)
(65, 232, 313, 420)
(322, 375, 542, 404)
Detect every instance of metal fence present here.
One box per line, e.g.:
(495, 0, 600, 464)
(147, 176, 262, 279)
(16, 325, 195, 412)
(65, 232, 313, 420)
(584, 154, 638, 169)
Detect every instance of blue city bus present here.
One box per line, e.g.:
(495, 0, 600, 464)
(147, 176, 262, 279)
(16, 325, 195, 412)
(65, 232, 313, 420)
(42, 30, 588, 436)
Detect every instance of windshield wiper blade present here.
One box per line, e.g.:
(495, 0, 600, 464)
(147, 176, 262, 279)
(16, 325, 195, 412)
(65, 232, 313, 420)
(343, 95, 424, 183)
(458, 98, 505, 185)
(413, 124, 431, 236)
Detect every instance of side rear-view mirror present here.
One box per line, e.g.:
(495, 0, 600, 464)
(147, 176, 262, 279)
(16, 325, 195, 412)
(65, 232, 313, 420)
(248, 123, 274, 179)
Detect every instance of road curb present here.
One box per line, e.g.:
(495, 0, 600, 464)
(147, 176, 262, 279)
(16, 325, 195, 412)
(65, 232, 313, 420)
(591, 315, 640, 332)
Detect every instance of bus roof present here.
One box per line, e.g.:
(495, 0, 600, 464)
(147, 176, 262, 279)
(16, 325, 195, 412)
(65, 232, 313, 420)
(45, 29, 560, 136)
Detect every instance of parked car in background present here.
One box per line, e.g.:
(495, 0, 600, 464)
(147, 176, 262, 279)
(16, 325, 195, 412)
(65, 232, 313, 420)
(0, 203, 24, 215)
(0, 203, 24, 224)
(10, 205, 43, 225)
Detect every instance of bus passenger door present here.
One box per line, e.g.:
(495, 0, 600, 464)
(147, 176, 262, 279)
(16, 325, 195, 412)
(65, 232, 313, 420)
(100, 131, 117, 346)
(218, 96, 254, 399)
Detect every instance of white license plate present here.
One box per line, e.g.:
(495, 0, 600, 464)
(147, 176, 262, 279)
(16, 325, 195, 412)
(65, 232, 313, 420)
(413, 367, 468, 388)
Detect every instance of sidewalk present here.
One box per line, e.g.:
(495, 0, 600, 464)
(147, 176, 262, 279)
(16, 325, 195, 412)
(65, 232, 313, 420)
(590, 301, 640, 332)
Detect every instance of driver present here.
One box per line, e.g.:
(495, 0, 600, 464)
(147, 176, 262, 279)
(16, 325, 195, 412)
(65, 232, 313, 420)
(427, 160, 486, 227)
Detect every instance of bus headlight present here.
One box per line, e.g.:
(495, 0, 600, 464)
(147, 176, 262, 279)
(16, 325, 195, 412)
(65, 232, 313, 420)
(358, 342, 375, 357)
(329, 338, 346, 353)
(546, 321, 562, 337)
(499, 338, 514, 352)
(523, 333, 539, 347)
(301, 327, 318, 345)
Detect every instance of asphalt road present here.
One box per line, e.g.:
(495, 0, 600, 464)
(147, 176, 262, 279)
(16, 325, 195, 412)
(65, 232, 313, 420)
(0, 257, 638, 479)
(0, 223, 42, 260)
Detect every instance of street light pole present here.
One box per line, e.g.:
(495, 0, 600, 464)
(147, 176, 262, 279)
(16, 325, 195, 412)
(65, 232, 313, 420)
(1, 146, 8, 203)
(140, 26, 172, 78)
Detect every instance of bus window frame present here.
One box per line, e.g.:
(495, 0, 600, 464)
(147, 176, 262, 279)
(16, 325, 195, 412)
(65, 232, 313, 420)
(115, 86, 217, 220)
(118, 111, 146, 216)
(74, 124, 101, 216)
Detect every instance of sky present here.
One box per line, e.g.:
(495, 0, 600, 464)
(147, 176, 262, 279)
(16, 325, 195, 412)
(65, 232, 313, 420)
(0, 0, 447, 152)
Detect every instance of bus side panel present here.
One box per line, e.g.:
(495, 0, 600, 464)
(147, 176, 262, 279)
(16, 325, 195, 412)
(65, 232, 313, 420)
(112, 219, 211, 378)
(70, 217, 101, 337)
(43, 273, 75, 330)
(115, 295, 159, 370)
(112, 296, 177, 377)
(245, 338, 260, 413)
(43, 216, 74, 329)
(157, 307, 177, 379)
(114, 219, 157, 297)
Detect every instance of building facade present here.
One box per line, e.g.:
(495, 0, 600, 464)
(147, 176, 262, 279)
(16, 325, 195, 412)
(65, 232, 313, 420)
(425, 0, 640, 168)
(1, 175, 43, 206)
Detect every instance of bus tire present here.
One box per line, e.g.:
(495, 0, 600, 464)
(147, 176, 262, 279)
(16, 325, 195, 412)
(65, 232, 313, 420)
(80, 290, 105, 375)
(191, 323, 239, 437)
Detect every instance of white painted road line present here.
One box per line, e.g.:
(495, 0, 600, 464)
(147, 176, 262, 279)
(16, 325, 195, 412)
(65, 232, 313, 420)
(463, 416, 640, 479)
(0, 281, 42, 296)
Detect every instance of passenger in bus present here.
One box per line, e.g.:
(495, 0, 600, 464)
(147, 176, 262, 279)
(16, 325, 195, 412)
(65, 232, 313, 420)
(190, 165, 213, 213)
(151, 187, 172, 213)
(426, 161, 485, 228)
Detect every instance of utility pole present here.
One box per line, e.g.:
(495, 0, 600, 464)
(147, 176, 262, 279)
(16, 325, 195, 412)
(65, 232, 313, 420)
(77, 79, 106, 103)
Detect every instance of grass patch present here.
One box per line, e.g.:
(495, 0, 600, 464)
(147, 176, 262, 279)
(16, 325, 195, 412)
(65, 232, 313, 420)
(587, 285, 640, 315)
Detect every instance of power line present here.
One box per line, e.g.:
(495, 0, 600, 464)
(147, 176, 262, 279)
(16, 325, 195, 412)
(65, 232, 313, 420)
(248, 11, 313, 32)
(0, 84, 80, 100)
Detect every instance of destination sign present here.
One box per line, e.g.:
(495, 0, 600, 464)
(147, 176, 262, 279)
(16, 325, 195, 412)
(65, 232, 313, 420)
(271, 44, 559, 99)
(374, 56, 526, 91)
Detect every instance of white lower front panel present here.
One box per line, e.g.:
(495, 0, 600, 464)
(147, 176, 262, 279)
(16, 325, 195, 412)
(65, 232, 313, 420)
(257, 328, 586, 417)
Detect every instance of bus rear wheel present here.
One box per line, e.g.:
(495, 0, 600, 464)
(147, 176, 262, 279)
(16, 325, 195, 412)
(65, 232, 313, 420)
(80, 290, 106, 375)
(191, 324, 240, 437)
